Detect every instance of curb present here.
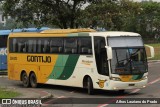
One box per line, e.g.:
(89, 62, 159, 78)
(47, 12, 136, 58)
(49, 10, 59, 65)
(148, 60, 160, 63)
(41, 92, 53, 99)
(27, 89, 53, 99)
(40, 91, 53, 104)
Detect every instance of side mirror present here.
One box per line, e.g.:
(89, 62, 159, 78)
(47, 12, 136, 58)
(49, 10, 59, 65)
(105, 46, 112, 60)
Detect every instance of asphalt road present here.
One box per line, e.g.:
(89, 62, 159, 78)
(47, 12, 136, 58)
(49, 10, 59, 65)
(0, 62, 160, 107)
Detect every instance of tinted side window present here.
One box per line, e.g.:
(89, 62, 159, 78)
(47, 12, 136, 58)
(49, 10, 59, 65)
(0, 35, 8, 47)
(28, 40, 34, 53)
(50, 38, 63, 53)
(11, 38, 18, 52)
(14, 38, 25, 53)
(64, 38, 77, 54)
(43, 39, 50, 53)
(78, 37, 92, 54)
(9, 38, 28, 53)
(37, 39, 43, 53)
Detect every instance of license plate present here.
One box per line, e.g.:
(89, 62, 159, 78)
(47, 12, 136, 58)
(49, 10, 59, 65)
(129, 84, 135, 86)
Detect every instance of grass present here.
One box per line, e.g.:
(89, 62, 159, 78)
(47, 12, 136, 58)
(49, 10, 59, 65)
(145, 43, 160, 60)
(0, 87, 21, 98)
(147, 43, 160, 47)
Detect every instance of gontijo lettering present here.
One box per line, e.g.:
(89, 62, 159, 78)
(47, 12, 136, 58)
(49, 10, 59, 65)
(27, 55, 51, 63)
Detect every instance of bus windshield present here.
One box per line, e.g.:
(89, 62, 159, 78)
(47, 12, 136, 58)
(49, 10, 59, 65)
(111, 48, 148, 75)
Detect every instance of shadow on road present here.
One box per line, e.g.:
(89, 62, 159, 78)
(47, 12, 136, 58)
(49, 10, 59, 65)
(31, 83, 143, 97)
(3, 78, 143, 97)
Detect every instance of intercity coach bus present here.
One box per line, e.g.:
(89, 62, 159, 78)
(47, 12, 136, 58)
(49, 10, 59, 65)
(8, 29, 148, 94)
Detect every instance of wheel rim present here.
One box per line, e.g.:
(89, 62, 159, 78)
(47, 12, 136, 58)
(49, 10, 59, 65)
(23, 74, 28, 85)
(31, 75, 36, 85)
(30, 73, 37, 88)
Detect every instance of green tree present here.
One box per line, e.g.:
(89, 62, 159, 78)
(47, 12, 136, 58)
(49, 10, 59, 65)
(118, 0, 142, 32)
(140, 1, 160, 37)
(80, 0, 121, 30)
(2, 0, 96, 28)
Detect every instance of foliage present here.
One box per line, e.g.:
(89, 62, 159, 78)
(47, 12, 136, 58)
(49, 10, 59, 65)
(80, 0, 121, 30)
(1, 0, 160, 39)
(0, 19, 26, 29)
(2, 0, 96, 28)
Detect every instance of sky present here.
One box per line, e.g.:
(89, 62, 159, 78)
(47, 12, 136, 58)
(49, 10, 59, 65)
(133, 0, 160, 2)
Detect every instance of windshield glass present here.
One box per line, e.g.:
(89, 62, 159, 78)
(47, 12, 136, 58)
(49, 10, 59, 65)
(111, 48, 148, 75)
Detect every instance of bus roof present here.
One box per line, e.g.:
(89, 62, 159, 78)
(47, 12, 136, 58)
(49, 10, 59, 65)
(22, 27, 50, 32)
(9, 29, 96, 37)
(0, 27, 50, 36)
(90, 31, 140, 37)
(40, 28, 95, 34)
(0, 30, 11, 35)
(9, 29, 140, 38)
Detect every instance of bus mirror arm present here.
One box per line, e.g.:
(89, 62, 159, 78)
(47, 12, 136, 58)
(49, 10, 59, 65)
(105, 46, 112, 60)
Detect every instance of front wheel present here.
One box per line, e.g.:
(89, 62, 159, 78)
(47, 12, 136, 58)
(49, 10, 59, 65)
(22, 72, 30, 88)
(30, 73, 37, 88)
(87, 77, 94, 95)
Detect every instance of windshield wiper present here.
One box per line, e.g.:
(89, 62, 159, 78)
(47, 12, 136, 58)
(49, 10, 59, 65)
(130, 49, 140, 56)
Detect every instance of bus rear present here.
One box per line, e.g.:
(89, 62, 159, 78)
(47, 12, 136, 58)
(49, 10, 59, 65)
(0, 30, 10, 70)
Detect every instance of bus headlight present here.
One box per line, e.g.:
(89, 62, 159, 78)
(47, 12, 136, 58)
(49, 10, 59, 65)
(110, 77, 121, 81)
(142, 76, 147, 80)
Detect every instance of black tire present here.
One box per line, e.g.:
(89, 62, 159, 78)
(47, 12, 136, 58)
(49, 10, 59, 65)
(87, 77, 94, 95)
(30, 73, 37, 88)
(22, 72, 30, 88)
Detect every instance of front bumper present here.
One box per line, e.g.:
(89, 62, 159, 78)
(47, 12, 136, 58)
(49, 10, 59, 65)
(108, 79, 148, 90)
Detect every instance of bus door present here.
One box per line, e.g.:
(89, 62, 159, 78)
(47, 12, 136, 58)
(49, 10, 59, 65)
(94, 37, 110, 84)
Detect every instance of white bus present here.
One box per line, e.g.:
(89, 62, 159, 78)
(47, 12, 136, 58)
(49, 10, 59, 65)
(8, 29, 148, 94)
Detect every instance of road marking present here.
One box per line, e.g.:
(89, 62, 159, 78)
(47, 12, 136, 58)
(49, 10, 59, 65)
(130, 89, 141, 94)
(70, 91, 75, 93)
(98, 104, 109, 107)
(97, 77, 160, 107)
(148, 77, 160, 85)
(97, 95, 125, 107)
(42, 96, 66, 106)
(57, 96, 66, 98)
(29, 89, 50, 97)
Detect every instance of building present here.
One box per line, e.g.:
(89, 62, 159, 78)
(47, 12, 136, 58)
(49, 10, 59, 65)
(0, 10, 12, 26)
